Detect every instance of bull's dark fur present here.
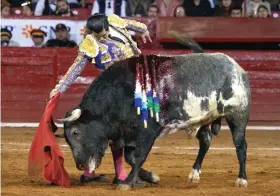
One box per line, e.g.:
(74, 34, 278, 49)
(63, 40, 251, 188)
(64, 56, 162, 171)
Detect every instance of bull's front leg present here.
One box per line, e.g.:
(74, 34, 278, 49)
(116, 129, 157, 191)
(124, 146, 160, 185)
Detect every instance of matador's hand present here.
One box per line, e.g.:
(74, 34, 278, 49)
(49, 89, 58, 100)
(141, 31, 152, 44)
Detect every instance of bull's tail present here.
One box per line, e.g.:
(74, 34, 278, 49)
(168, 30, 204, 53)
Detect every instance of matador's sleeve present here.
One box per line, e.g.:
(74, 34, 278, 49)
(125, 18, 147, 34)
(54, 36, 99, 93)
(108, 14, 147, 34)
(54, 53, 89, 93)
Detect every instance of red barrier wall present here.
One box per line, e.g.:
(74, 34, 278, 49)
(156, 17, 280, 42)
(1, 48, 280, 124)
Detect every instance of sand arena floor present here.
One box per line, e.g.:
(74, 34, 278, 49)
(1, 127, 280, 196)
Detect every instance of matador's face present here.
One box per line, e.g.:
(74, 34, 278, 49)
(93, 29, 109, 41)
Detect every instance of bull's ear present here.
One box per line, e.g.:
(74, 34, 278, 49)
(79, 109, 94, 123)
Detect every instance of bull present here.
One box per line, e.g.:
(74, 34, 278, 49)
(59, 40, 251, 190)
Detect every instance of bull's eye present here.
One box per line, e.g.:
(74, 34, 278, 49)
(73, 130, 79, 136)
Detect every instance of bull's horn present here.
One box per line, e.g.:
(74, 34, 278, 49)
(57, 108, 82, 122)
(55, 134, 65, 138)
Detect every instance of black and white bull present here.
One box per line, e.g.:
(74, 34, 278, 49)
(60, 52, 251, 190)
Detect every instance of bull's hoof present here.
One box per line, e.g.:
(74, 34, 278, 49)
(113, 178, 146, 187)
(116, 184, 132, 191)
(151, 173, 160, 184)
(235, 178, 248, 188)
(187, 168, 201, 184)
(139, 170, 160, 184)
(80, 174, 109, 183)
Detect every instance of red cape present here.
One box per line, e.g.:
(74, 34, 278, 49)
(28, 93, 71, 187)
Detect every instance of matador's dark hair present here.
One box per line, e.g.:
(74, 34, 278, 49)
(86, 13, 109, 33)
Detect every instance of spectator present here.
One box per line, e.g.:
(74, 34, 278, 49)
(21, 1, 34, 16)
(147, 4, 159, 18)
(9, 0, 27, 7)
(257, 4, 270, 17)
(34, 0, 57, 15)
(79, 0, 86, 8)
(229, 5, 243, 17)
(1, 3, 11, 17)
(30, 29, 46, 47)
(91, 0, 127, 17)
(266, 0, 279, 11)
(214, 0, 233, 16)
(174, 5, 186, 17)
(55, 0, 74, 16)
(126, 0, 153, 16)
(45, 23, 77, 47)
(34, 0, 80, 15)
(153, 0, 182, 16)
(67, 0, 81, 8)
(242, 0, 271, 17)
(1, 0, 9, 6)
(134, 3, 146, 17)
(30, 0, 40, 10)
(146, 5, 159, 38)
(183, 0, 213, 16)
(208, 0, 217, 8)
(1, 28, 20, 47)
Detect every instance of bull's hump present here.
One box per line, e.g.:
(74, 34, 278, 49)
(209, 53, 246, 73)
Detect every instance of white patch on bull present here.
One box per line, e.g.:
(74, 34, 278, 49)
(184, 91, 220, 125)
(188, 168, 201, 184)
(159, 91, 220, 138)
(235, 178, 248, 188)
(88, 156, 96, 173)
(160, 91, 220, 139)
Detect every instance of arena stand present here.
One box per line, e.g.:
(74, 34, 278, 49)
(1, 16, 280, 126)
(10, 7, 91, 19)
